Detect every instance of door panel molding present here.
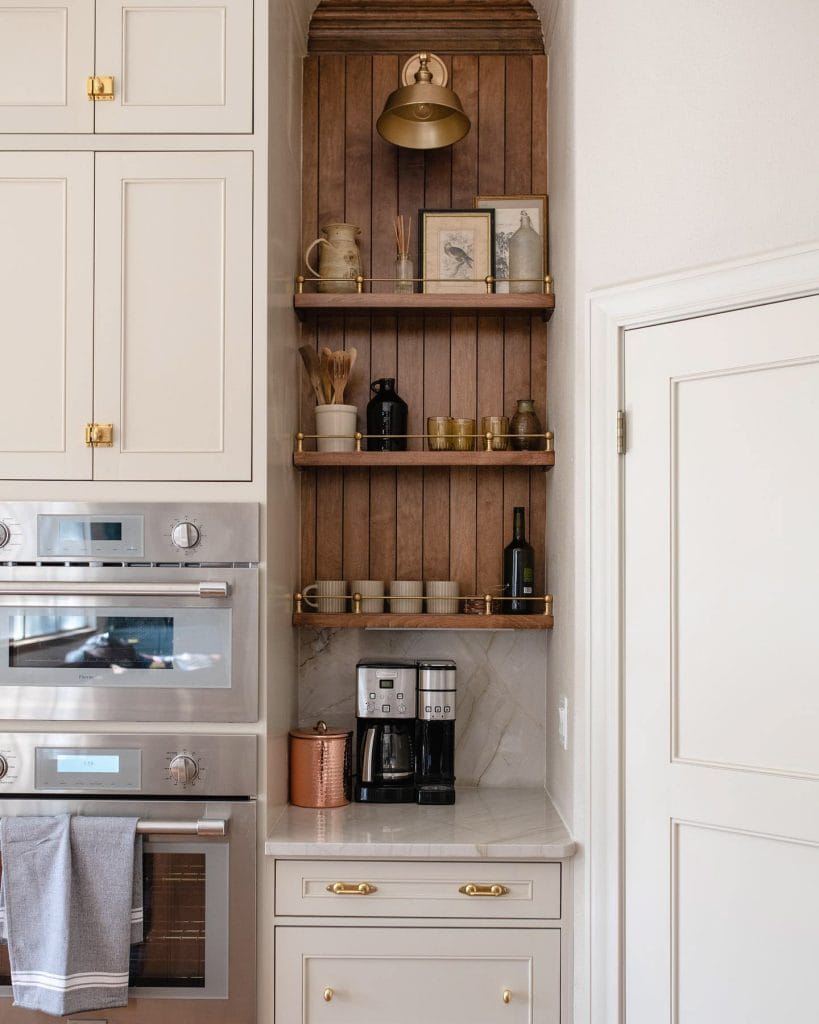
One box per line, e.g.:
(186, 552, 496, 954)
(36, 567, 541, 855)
(588, 243, 819, 1024)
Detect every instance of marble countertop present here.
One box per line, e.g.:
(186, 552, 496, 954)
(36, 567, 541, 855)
(265, 787, 576, 860)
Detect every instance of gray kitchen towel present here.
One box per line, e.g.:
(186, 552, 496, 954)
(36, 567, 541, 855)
(0, 814, 142, 1016)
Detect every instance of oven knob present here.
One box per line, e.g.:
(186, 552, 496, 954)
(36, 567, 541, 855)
(171, 522, 201, 550)
(169, 754, 199, 785)
(0, 755, 8, 780)
(0, 523, 9, 549)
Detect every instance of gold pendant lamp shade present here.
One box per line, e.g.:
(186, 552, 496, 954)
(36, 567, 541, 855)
(377, 52, 471, 150)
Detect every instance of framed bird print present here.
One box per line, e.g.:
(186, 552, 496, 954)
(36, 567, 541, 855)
(419, 209, 495, 294)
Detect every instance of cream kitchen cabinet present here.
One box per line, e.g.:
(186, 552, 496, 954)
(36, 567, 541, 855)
(0, 149, 252, 481)
(273, 854, 571, 1024)
(275, 926, 560, 1024)
(0, 0, 252, 134)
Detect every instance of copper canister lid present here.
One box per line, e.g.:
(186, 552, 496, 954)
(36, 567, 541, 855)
(289, 720, 352, 809)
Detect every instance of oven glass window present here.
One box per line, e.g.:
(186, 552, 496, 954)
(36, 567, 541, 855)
(9, 615, 174, 670)
(0, 851, 207, 989)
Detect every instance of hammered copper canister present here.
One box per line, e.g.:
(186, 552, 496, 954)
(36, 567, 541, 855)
(289, 721, 352, 808)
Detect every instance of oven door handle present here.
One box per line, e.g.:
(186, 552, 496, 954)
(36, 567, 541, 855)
(137, 818, 227, 837)
(0, 581, 230, 599)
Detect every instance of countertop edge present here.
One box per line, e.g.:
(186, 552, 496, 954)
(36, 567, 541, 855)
(264, 839, 577, 860)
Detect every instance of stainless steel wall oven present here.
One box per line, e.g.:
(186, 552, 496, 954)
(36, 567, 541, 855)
(0, 503, 258, 722)
(0, 732, 256, 1024)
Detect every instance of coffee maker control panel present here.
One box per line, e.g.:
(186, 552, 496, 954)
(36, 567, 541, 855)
(356, 661, 417, 719)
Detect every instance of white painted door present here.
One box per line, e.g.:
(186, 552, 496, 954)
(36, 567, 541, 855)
(0, 0, 94, 133)
(94, 0, 253, 133)
(0, 152, 94, 479)
(275, 926, 560, 1023)
(624, 294, 819, 1022)
(93, 151, 253, 481)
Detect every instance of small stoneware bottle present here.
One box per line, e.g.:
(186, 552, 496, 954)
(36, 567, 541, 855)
(508, 211, 542, 294)
(510, 399, 543, 450)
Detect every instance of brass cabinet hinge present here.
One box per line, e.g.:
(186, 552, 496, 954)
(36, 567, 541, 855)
(617, 410, 626, 455)
(85, 423, 114, 448)
(87, 75, 114, 101)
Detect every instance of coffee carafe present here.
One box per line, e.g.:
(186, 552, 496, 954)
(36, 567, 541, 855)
(416, 660, 456, 804)
(355, 660, 417, 803)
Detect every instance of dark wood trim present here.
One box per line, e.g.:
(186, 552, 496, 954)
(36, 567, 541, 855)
(308, 1, 545, 55)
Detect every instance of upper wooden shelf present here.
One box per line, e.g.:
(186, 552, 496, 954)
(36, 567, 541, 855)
(293, 292, 556, 321)
(293, 450, 555, 469)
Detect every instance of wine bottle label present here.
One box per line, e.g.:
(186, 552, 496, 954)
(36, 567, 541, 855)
(523, 567, 534, 583)
(523, 587, 533, 594)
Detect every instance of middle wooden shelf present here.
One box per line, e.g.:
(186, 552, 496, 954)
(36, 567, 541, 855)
(293, 450, 555, 469)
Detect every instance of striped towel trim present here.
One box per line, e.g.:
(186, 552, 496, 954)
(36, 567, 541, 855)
(12, 971, 129, 993)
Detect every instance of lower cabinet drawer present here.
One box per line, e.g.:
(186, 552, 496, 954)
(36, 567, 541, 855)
(275, 859, 561, 919)
(275, 926, 560, 1024)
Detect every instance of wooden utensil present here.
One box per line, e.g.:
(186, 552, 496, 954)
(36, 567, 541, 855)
(299, 345, 329, 405)
(319, 347, 334, 404)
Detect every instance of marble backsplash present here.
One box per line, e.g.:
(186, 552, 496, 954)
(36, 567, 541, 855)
(298, 629, 547, 787)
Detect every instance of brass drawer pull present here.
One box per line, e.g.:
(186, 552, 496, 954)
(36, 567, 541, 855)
(326, 881, 378, 895)
(459, 883, 510, 897)
(323, 988, 334, 1002)
(503, 989, 512, 1004)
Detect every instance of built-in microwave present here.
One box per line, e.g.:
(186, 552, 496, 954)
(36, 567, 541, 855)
(0, 503, 258, 722)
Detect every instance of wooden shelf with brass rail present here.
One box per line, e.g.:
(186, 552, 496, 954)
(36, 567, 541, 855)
(292, 612, 554, 630)
(293, 450, 555, 469)
(293, 291, 555, 321)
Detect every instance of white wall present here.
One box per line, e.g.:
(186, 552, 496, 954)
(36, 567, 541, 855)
(542, 0, 819, 1018)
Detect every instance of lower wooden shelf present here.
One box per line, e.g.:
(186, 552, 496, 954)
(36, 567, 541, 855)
(292, 612, 554, 630)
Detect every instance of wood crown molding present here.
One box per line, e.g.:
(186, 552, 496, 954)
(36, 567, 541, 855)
(308, 0, 545, 54)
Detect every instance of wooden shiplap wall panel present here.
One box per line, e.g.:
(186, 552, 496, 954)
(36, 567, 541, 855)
(300, 53, 550, 603)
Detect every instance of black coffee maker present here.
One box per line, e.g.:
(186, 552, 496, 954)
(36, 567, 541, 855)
(354, 659, 417, 802)
(415, 660, 456, 804)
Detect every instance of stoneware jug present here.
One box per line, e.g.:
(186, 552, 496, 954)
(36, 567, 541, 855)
(304, 223, 362, 293)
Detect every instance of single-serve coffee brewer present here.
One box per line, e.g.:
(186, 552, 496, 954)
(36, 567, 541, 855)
(355, 660, 417, 803)
(416, 659, 456, 805)
(355, 658, 456, 804)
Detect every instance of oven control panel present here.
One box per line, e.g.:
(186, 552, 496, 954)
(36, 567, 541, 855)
(0, 502, 259, 562)
(0, 734, 256, 797)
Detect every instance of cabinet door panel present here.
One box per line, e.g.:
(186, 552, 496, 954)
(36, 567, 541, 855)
(0, 0, 94, 133)
(93, 151, 252, 480)
(275, 927, 560, 1024)
(94, 0, 252, 133)
(0, 153, 93, 479)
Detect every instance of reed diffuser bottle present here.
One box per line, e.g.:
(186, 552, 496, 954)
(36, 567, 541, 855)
(394, 215, 414, 294)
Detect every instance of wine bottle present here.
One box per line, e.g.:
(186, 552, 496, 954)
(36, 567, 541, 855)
(503, 506, 535, 613)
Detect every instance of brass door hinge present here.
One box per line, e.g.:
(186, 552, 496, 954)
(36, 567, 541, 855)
(85, 423, 114, 448)
(617, 410, 626, 454)
(87, 75, 114, 101)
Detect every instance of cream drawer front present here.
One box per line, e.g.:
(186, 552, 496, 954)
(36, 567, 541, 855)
(276, 860, 561, 919)
(275, 926, 560, 1024)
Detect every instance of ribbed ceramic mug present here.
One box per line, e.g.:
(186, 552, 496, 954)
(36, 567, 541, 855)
(425, 580, 460, 614)
(350, 580, 385, 613)
(303, 580, 347, 614)
(388, 580, 423, 614)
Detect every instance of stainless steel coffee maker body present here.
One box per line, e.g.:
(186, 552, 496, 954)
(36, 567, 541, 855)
(354, 660, 417, 803)
(416, 659, 456, 804)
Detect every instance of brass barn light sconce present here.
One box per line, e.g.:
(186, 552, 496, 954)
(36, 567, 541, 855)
(376, 52, 471, 150)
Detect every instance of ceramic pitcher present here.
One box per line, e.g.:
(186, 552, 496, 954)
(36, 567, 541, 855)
(304, 223, 362, 293)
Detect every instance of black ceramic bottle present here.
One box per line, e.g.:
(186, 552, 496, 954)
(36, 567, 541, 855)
(503, 506, 535, 613)
(366, 378, 408, 451)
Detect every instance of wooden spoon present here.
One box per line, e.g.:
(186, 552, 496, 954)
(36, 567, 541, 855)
(319, 347, 334, 404)
(298, 345, 327, 405)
